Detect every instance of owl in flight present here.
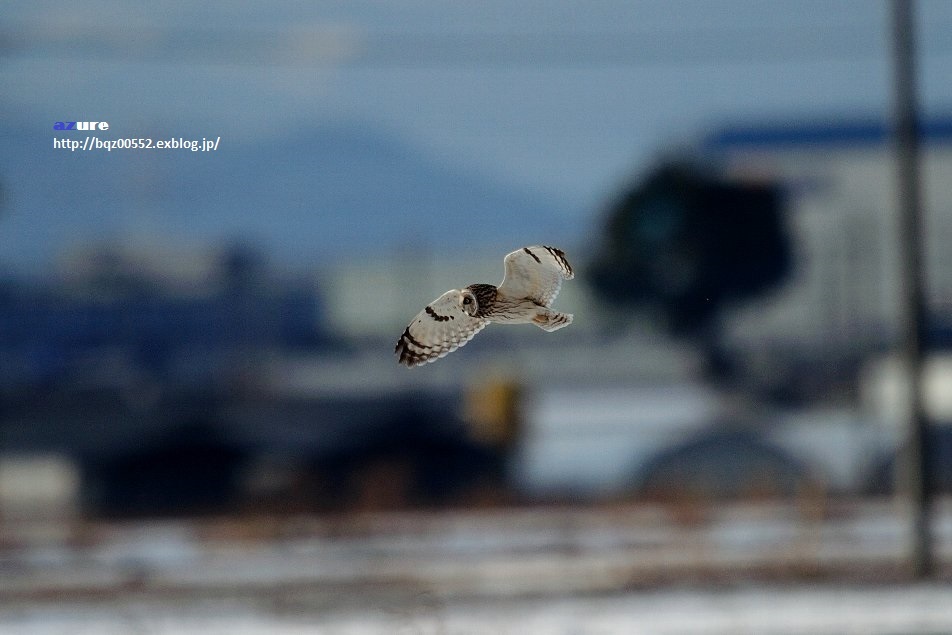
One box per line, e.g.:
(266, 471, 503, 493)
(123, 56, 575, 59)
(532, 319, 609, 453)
(395, 245, 574, 367)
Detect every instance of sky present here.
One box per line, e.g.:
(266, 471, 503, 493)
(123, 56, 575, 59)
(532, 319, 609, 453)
(3, 0, 952, 271)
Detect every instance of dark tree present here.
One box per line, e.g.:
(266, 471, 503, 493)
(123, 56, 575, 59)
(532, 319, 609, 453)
(588, 161, 792, 375)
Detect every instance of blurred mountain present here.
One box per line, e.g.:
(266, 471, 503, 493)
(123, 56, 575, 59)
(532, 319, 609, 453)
(0, 118, 579, 273)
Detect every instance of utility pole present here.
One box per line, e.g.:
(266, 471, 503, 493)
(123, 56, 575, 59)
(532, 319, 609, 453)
(890, 0, 932, 578)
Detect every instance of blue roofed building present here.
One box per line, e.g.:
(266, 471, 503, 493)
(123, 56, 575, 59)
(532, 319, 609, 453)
(700, 116, 952, 356)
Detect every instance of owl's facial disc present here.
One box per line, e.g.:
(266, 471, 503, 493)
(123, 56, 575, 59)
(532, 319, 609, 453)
(459, 290, 478, 316)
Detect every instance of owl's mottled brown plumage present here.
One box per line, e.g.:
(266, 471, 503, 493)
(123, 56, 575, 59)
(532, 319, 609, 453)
(395, 245, 574, 367)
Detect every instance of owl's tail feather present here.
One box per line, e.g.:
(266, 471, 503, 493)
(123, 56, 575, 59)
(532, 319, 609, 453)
(532, 310, 573, 332)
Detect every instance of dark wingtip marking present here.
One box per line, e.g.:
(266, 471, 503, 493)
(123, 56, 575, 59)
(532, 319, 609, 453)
(543, 245, 573, 276)
(399, 326, 425, 350)
(395, 326, 436, 367)
(395, 327, 423, 363)
(523, 247, 542, 264)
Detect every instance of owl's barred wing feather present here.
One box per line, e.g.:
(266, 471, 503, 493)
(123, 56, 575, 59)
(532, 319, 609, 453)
(395, 290, 489, 367)
(498, 245, 574, 307)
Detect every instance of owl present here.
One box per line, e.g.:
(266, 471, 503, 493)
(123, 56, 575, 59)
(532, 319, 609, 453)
(395, 245, 574, 367)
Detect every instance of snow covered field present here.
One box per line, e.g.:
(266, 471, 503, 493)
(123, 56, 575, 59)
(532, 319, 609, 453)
(5, 584, 952, 634)
(2, 500, 951, 634)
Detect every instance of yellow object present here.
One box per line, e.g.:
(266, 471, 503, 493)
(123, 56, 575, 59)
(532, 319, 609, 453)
(463, 379, 523, 447)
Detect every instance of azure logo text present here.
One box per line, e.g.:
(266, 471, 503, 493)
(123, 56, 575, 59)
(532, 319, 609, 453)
(53, 121, 109, 131)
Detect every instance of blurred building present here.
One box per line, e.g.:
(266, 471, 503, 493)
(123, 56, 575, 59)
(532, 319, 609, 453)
(703, 116, 952, 356)
(0, 242, 329, 388)
(0, 241, 532, 517)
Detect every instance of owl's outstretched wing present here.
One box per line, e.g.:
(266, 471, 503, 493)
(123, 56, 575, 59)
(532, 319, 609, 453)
(395, 289, 490, 367)
(498, 245, 574, 307)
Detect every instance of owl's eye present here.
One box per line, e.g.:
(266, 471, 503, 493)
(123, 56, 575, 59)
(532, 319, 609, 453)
(463, 297, 472, 305)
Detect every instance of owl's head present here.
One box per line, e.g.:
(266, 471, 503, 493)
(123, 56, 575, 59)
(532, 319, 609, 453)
(460, 283, 497, 318)
(458, 289, 479, 317)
